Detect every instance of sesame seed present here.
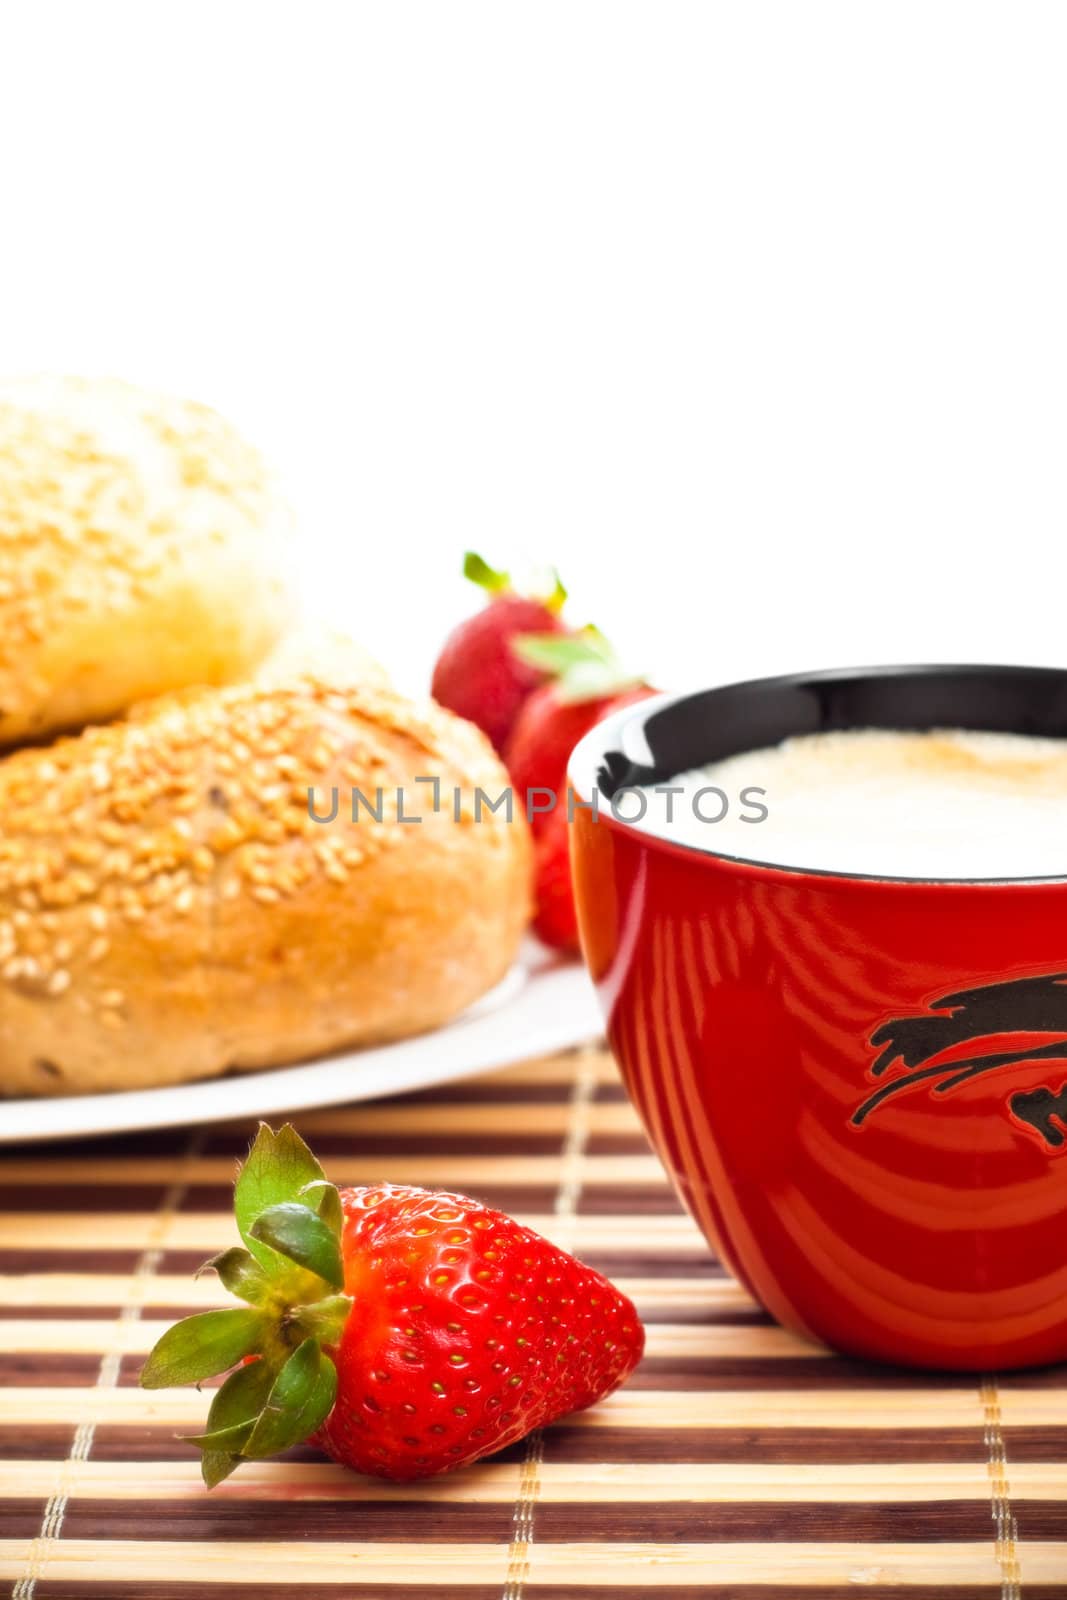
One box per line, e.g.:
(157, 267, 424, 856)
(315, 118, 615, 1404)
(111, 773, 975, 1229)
(0, 667, 514, 1006)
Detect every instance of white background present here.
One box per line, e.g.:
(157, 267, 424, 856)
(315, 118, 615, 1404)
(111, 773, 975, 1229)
(0, 2, 1064, 698)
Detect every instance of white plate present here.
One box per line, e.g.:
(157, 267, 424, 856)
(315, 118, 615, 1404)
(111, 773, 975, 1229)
(0, 946, 603, 1146)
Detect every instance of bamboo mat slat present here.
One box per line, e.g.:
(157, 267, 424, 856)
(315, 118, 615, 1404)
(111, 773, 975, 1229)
(1, 1043, 1065, 1599)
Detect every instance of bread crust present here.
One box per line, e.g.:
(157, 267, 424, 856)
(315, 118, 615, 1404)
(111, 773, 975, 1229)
(0, 375, 291, 744)
(0, 676, 531, 1096)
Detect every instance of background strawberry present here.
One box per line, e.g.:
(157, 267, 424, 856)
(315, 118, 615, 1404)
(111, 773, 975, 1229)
(430, 552, 569, 751)
(502, 631, 657, 950)
(141, 1125, 644, 1484)
(505, 636, 654, 836)
(430, 560, 659, 953)
(531, 803, 581, 951)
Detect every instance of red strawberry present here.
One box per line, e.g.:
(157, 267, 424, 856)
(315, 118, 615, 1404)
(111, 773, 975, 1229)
(430, 553, 569, 752)
(503, 633, 656, 950)
(531, 803, 581, 952)
(506, 632, 655, 834)
(141, 1125, 644, 1485)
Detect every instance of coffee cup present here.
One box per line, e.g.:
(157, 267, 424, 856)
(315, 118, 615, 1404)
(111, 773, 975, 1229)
(569, 664, 1067, 1369)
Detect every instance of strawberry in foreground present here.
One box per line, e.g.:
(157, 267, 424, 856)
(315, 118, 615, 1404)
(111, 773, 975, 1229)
(141, 1124, 644, 1484)
(431, 552, 570, 752)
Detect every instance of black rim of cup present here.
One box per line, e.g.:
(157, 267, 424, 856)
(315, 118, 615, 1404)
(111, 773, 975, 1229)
(567, 662, 1067, 886)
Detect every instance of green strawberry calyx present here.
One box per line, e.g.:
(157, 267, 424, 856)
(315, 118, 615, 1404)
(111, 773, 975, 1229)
(463, 550, 568, 613)
(511, 625, 644, 705)
(140, 1124, 352, 1487)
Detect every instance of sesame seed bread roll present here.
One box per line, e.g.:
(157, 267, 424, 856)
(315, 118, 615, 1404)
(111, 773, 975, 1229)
(0, 675, 531, 1096)
(0, 375, 292, 745)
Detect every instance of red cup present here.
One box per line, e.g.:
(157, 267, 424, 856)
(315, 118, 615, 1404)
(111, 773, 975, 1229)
(569, 665, 1067, 1369)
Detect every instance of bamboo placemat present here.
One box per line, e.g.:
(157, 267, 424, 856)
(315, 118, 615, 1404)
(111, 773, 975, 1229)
(0, 1043, 1065, 1598)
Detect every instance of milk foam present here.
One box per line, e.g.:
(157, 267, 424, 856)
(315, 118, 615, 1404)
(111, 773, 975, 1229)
(641, 727, 1067, 879)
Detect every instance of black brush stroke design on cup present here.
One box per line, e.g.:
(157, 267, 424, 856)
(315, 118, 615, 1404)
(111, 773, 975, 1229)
(851, 972, 1067, 1148)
